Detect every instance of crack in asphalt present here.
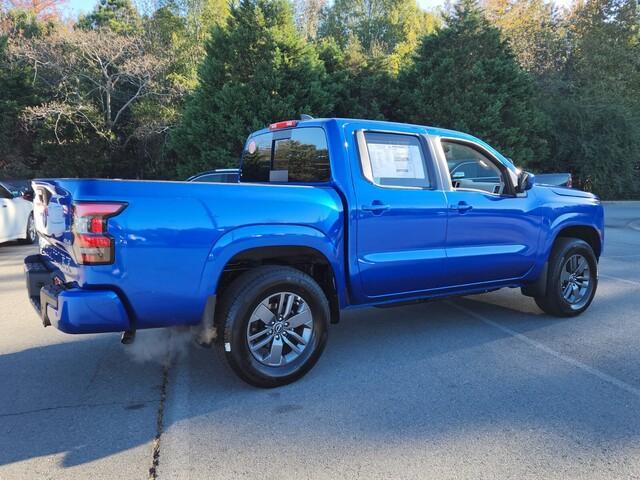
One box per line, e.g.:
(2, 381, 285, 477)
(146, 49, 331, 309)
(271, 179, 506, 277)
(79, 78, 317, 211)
(148, 361, 171, 480)
(0, 399, 158, 418)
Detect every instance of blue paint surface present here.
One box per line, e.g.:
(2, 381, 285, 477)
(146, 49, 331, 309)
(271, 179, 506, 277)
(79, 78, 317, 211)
(29, 118, 604, 333)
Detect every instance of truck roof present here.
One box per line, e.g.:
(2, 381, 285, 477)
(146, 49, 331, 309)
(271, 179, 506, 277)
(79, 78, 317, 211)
(250, 117, 478, 141)
(249, 118, 513, 168)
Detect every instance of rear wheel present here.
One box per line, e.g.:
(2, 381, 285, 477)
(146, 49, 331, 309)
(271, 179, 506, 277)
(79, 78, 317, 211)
(20, 213, 37, 244)
(216, 266, 329, 388)
(535, 238, 598, 317)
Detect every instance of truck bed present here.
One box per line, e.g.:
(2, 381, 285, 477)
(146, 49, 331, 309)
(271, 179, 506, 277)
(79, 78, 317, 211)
(31, 179, 344, 331)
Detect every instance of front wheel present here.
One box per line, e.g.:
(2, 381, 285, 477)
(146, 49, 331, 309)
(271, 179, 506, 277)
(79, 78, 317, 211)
(535, 238, 598, 317)
(216, 266, 329, 388)
(20, 213, 37, 245)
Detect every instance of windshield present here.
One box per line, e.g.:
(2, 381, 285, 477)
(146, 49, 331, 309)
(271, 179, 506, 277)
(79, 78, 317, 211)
(0, 180, 31, 197)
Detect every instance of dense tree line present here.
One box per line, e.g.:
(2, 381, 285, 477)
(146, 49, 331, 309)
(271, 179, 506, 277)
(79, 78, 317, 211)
(1, 0, 638, 198)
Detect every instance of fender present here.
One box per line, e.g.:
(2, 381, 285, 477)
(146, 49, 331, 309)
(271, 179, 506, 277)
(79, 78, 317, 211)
(523, 212, 603, 297)
(198, 224, 348, 308)
(544, 212, 603, 260)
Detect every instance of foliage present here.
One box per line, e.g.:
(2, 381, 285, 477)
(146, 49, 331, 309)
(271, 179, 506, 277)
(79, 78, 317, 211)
(543, 0, 640, 197)
(150, 0, 229, 90)
(1, 0, 67, 20)
(293, 0, 325, 40)
(77, 0, 141, 34)
(482, 0, 566, 76)
(171, 0, 333, 176)
(0, 0, 638, 198)
(320, 0, 438, 56)
(399, 0, 548, 165)
(544, 92, 640, 197)
(0, 9, 50, 177)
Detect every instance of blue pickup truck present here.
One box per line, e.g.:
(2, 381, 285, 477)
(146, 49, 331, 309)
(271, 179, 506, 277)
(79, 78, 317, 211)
(24, 118, 604, 387)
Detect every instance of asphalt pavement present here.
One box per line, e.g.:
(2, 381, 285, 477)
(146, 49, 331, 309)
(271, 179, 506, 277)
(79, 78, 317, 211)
(1, 202, 639, 479)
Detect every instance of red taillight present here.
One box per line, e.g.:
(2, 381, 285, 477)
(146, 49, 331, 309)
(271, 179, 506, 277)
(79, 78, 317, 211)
(269, 120, 298, 130)
(91, 216, 107, 233)
(72, 202, 126, 265)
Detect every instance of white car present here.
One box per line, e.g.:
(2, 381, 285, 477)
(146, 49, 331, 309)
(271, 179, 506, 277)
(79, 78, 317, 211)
(0, 180, 37, 245)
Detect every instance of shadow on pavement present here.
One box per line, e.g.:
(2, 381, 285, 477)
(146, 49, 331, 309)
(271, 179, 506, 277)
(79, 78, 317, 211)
(1, 287, 639, 470)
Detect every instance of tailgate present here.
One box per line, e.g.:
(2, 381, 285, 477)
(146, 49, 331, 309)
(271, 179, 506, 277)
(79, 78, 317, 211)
(32, 180, 128, 279)
(32, 180, 75, 267)
(33, 180, 73, 238)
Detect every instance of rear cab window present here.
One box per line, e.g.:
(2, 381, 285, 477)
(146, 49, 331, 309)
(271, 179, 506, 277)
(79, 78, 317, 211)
(241, 127, 330, 183)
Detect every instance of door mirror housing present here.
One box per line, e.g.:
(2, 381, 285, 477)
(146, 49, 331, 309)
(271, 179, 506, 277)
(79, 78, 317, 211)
(516, 171, 535, 193)
(22, 191, 34, 202)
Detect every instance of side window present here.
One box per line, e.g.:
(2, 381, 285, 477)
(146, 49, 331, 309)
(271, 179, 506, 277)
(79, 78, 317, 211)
(362, 132, 431, 188)
(241, 127, 330, 183)
(193, 173, 238, 183)
(0, 185, 12, 199)
(192, 174, 220, 183)
(442, 141, 505, 194)
(242, 134, 272, 182)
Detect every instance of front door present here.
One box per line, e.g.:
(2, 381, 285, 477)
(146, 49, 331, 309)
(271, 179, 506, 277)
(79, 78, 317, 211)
(349, 126, 449, 300)
(440, 139, 541, 286)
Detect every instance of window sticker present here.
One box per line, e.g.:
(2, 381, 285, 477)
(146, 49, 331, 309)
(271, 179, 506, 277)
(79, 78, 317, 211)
(367, 143, 425, 180)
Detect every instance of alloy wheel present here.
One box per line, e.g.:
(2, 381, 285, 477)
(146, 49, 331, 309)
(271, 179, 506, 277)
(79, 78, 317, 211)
(560, 254, 591, 306)
(246, 292, 314, 367)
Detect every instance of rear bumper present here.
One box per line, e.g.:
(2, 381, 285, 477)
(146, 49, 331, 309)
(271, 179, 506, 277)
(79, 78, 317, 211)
(24, 254, 131, 334)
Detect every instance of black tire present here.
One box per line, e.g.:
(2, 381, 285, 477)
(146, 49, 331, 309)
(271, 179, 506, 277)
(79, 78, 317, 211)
(216, 266, 329, 388)
(19, 213, 37, 245)
(534, 238, 598, 317)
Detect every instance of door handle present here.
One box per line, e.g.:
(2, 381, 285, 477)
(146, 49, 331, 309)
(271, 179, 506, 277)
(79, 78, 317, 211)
(449, 202, 473, 213)
(362, 201, 390, 214)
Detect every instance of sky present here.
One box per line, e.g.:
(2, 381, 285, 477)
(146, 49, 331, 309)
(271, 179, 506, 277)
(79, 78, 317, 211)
(66, 0, 573, 18)
(67, 0, 97, 17)
(66, 0, 476, 16)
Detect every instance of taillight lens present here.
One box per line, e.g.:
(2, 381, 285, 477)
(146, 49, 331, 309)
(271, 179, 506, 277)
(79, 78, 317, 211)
(72, 202, 126, 265)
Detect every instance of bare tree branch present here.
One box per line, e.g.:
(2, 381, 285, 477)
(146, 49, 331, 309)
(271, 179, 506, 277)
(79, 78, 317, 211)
(9, 26, 173, 146)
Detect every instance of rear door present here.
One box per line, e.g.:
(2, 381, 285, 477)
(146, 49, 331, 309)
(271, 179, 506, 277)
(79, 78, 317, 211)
(347, 124, 449, 300)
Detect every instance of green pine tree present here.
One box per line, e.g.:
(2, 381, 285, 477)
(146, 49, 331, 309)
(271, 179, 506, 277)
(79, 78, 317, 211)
(543, 0, 640, 198)
(77, 0, 141, 34)
(171, 0, 333, 176)
(398, 0, 548, 166)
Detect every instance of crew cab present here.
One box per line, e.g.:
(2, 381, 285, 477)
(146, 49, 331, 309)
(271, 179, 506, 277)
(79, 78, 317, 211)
(24, 118, 604, 387)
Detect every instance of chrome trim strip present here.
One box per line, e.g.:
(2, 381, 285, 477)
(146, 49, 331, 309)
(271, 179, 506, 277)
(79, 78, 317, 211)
(356, 130, 374, 184)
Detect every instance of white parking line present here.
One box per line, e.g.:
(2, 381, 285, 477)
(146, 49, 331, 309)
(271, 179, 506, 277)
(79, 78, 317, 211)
(600, 274, 640, 287)
(449, 302, 640, 399)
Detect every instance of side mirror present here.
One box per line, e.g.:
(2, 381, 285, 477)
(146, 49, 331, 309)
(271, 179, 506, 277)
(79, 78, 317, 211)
(22, 191, 34, 202)
(516, 171, 535, 193)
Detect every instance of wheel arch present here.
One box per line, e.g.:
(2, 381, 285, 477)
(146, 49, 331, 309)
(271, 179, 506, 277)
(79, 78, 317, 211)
(551, 223, 602, 259)
(523, 221, 602, 298)
(199, 225, 347, 323)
